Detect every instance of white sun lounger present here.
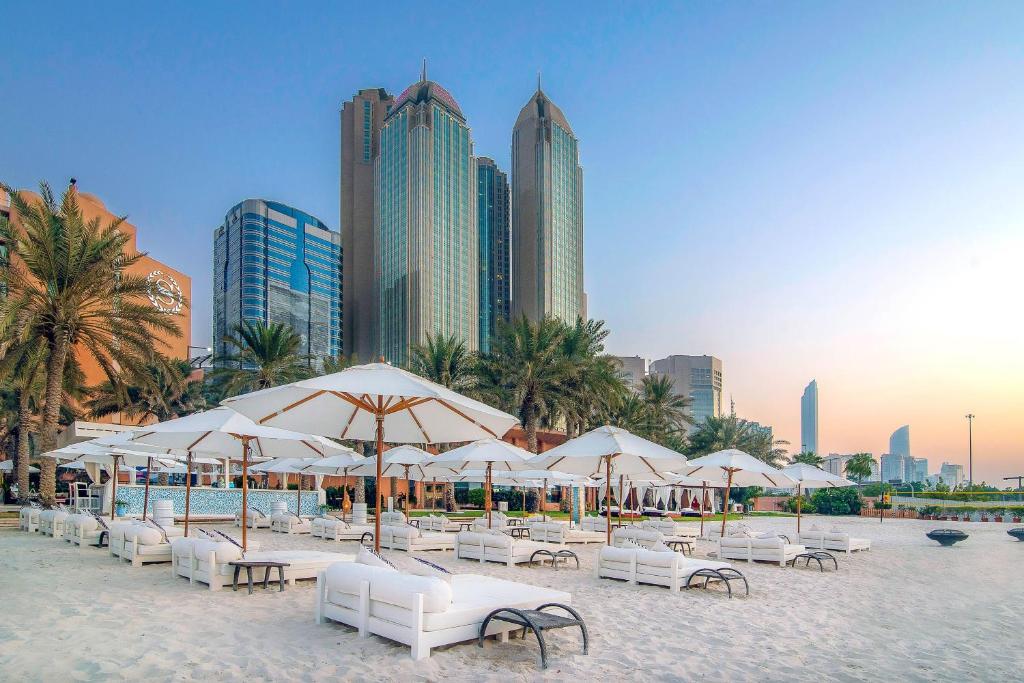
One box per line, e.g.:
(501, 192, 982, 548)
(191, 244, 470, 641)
(270, 512, 313, 534)
(311, 517, 374, 541)
(377, 525, 455, 552)
(798, 529, 871, 554)
(234, 508, 272, 529)
(454, 530, 551, 566)
(38, 508, 70, 537)
(717, 535, 806, 567)
(598, 544, 741, 592)
(19, 507, 41, 533)
(316, 561, 572, 660)
(170, 536, 351, 591)
(529, 522, 605, 545)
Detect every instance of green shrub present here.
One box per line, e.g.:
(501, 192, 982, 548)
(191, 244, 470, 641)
(810, 488, 862, 515)
(784, 495, 816, 514)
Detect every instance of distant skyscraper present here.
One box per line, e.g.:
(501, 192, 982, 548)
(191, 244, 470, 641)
(213, 199, 340, 368)
(649, 355, 723, 429)
(747, 421, 774, 443)
(476, 157, 510, 352)
(376, 68, 477, 365)
(913, 457, 928, 483)
(340, 87, 394, 362)
(880, 453, 909, 482)
(614, 356, 648, 391)
(889, 425, 911, 458)
(824, 453, 880, 482)
(940, 462, 965, 487)
(511, 82, 585, 324)
(800, 380, 819, 455)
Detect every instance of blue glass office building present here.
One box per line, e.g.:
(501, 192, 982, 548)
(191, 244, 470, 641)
(213, 199, 341, 367)
(476, 157, 510, 352)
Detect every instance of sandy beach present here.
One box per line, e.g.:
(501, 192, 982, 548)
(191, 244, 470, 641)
(1, 516, 1020, 682)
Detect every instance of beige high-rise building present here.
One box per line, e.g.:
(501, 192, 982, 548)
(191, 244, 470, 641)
(340, 87, 394, 362)
(615, 355, 648, 391)
(649, 355, 723, 430)
(511, 84, 585, 323)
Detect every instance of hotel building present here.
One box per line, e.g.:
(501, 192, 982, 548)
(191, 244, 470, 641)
(375, 72, 477, 364)
(475, 157, 510, 352)
(340, 88, 394, 362)
(511, 85, 585, 323)
(213, 199, 340, 368)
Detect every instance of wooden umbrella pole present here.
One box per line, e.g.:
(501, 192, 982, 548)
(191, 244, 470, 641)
(618, 474, 625, 525)
(605, 456, 613, 545)
(241, 437, 250, 552)
(700, 482, 706, 537)
(297, 472, 302, 516)
(521, 487, 526, 518)
(569, 484, 574, 527)
(431, 478, 436, 512)
(797, 483, 802, 533)
(184, 453, 192, 537)
(142, 457, 152, 521)
(374, 405, 384, 553)
(405, 465, 411, 520)
(720, 469, 735, 538)
(486, 463, 493, 529)
(110, 454, 120, 519)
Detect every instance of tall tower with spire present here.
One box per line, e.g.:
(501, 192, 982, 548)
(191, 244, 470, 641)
(511, 83, 585, 323)
(374, 67, 477, 364)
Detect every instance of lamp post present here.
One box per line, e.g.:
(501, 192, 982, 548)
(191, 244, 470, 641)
(965, 414, 975, 486)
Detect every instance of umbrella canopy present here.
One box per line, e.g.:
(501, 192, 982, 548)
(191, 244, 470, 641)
(781, 463, 855, 532)
(433, 439, 536, 527)
(298, 450, 364, 475)
(120, 407, 347, 549)
(530, 426, 689, 543)
(220, 362, 519, 550)
(0, 460, 38, 474)
(681, 449, 797, 535)
(59, 461, 134, 473)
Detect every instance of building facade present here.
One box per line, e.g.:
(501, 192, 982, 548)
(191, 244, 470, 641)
(940, 462, 965, 487)
(800, 380, 819, 454)
(614, 356, 648, 391)
(649, 355, 723, 428)
(475, 157, 510, 352)
(913, 457, 928, 483)
(340, 87, 394, 362)
(6, 181, 192, 425)
(511, 85, 585, 324)
(889, 425, 911, 458)
(880, 453, 909, 483)
(213, 199, 340, 368)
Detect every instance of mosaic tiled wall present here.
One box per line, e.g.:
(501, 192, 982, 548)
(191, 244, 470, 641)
(116, 485, 320, 516)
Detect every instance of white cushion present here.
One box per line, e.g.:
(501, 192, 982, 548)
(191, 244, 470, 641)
(370, 571, 452, 613)
(125, 526, 165, 545)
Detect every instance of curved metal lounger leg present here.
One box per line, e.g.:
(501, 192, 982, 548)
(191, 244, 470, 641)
(478, 608, 548, 668)
(538, 603, 589, 655)
(719, 568, 749, 596)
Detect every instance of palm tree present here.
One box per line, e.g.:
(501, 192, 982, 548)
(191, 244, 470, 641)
(685, 410, 789, 466)
(86, 357, 204, 423)
(844, 453, 875, 491)
(791, 451, 824, 467)
(1, 343, 47, 502)
(408, 332, 479, 511)
(409, 333, 476, 391)
(322, 353, 359, 375)
(556, 319, 628, 438)
(639, 374, 693, 444)
(1, 182, 181, 504)
(476, 315, 572, 452)
(208, 320, 311, 398)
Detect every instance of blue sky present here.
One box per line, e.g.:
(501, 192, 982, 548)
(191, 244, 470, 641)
(3, 2, 1022, 479)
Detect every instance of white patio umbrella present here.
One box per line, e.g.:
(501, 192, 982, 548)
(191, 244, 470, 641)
(680, 449, 797, 536)
(0, 460, 39, 474)
(432, 438, 534, 527)
(781, 463, 855, 533)
(347, 445, 451, 519)
(529, 425, 689, 544)
(299, 449, 365, 520)
(445, 468, 592, 521)
(250, 457, 324, 515)
(122, 407, 348, 548)
(221, 362, 519, 551)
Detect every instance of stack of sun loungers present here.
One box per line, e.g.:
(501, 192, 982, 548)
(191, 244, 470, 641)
(316, 547, 572, 660)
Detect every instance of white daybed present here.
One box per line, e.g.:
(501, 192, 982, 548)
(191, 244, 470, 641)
(311, 517, 374, 541)
(38, 508, 70, 537)
(270, 512, 313, 534)
(529, 521, 605, 545)
(717, 534, 806, 567)
(65, 514, 135, 548)
(598, 544, 745, 594)
(19, 506, 40, 533)
(638, 520, 698, 552)
(117, 524, 186, 566)
(798, 528, 871, 554)
(580, 516, 609, 534)
(471, 511, 512, 530)
(418, 514, 469, 533)
(170, 536, 351, 591)
(234, 508, 272, 529)
(316, 555, 572, 660)
(454, 530, 549, 566)
(379, 524, 455, 552)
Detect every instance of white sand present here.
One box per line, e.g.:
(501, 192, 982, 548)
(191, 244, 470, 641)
(1, 516, 1020, 681)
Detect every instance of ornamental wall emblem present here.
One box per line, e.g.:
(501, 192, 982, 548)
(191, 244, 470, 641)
(146, 270, 184, 314)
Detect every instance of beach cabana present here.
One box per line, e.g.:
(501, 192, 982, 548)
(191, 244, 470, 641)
(221, 362, 518, 551)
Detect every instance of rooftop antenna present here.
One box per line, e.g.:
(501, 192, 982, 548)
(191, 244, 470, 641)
(421, 58, 427, 82)
(537, 70, 542, 91)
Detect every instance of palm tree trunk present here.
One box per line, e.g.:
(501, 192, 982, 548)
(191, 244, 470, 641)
(354, 476, 365, 504)
(443, 482, 457, 512)
(523, 403, 538, 453)
(38, 335, 71, 505)
(16, 390, 31, 503)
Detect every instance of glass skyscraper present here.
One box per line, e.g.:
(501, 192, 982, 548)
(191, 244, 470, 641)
(375, 73, 477, 365)
(649, 355, 723, 431)
(213, 199, 341, 368)
(511, 85, 585, 323)
(476, 157, 510, 352)
(801, 380, 819, 455)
